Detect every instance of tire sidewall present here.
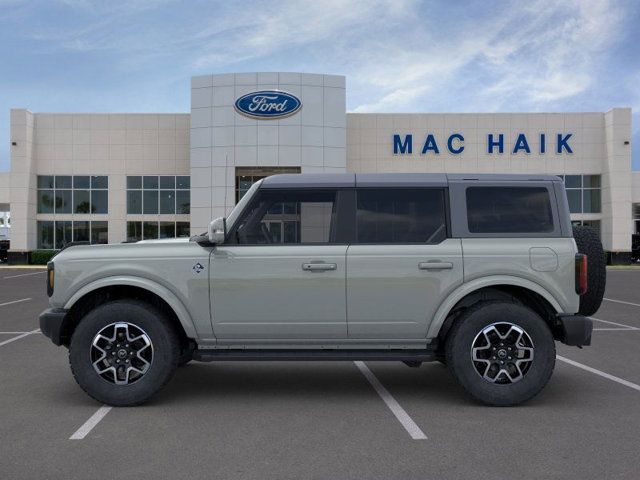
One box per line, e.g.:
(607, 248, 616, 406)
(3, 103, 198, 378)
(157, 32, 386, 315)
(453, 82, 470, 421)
(447, 302, 556, 406)
(69, 301, 179, 406)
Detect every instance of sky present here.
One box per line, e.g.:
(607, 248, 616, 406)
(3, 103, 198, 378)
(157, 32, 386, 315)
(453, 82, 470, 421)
(1, 0, 639, 171)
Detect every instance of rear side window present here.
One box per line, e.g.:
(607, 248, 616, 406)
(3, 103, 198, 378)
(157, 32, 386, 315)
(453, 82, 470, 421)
(356, 189, 447, 243)
(466, 187, 554, 234)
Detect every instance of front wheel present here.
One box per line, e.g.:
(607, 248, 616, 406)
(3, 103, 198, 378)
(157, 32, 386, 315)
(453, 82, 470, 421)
(69, 300, 180, 406)
(445, 301, 556, 406)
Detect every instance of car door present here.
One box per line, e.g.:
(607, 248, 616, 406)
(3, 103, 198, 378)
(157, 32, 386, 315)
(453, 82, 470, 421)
(346, 187, 463, 339)
(210, 187, 350, 340)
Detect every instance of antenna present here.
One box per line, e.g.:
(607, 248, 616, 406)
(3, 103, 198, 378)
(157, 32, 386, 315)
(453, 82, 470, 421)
(224, 153, 229, 214)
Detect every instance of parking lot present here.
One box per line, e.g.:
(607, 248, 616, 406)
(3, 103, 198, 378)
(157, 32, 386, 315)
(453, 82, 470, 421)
(1, 267, 639, 480)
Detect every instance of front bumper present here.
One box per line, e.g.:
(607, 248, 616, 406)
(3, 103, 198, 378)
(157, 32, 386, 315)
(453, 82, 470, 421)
(557, 314, 592, 347)
(39, 308, 68, 346)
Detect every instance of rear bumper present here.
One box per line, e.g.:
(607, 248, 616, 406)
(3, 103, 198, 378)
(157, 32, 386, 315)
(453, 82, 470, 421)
(39, 308, 68, 346)
(557, 314, 592, 347)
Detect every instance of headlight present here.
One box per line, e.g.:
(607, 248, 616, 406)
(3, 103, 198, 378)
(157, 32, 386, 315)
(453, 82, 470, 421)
(47, 262, 54, 297)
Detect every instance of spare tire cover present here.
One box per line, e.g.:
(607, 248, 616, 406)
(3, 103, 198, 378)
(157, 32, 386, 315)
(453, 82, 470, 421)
(572, 226, 606, 316)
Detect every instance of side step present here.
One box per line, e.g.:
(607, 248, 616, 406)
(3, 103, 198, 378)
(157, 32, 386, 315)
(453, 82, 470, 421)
(192, 349, 437, 362)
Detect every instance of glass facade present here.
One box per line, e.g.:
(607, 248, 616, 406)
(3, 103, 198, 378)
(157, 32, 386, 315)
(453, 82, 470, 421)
(559, 175, 601, 214)
(126, 221, 190, 242)
(37, 220, 108, 249)
(37, 176, 108, 214)
(235, 167, 301, 202)
(126, 176, 190, 215)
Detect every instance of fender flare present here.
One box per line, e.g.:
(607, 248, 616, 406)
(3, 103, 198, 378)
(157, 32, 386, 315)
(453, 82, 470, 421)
(64, 276, 198, 338)
(426, 275, 563, 339)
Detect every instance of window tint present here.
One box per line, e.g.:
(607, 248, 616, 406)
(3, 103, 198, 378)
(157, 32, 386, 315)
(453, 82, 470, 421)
(356, 189, 447, 244)
(466, 187, 554, 234)
(233, 190, 337, 244)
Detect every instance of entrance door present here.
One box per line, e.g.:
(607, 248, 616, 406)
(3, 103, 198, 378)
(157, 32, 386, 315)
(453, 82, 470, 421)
(211, 188, 349, 340)
(346, 188, 463, 339)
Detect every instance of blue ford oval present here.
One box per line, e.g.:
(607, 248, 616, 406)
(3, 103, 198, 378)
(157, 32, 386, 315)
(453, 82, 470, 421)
(234, 90, 302, 119)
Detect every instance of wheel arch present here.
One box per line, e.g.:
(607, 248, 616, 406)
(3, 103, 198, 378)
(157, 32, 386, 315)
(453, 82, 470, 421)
(60, 276, 197, 346)
(428, 276, 562, 342)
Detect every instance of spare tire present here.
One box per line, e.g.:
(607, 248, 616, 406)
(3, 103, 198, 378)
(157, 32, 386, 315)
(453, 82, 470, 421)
(572, 226, 606, 316)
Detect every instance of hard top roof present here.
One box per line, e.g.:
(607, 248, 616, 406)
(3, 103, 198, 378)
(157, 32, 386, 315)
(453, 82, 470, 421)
(260, 173, 561, 189)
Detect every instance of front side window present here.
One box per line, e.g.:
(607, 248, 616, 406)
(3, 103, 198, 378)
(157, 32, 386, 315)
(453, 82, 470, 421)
(466, 187, 554, 234)
(356, 189, 447, 244)
(232, 189, 337, 245)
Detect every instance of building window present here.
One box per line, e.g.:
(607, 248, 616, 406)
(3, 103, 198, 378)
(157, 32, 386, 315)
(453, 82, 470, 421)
(37, 175, 108, 214)
(235, 167, 301, 203)
(634, 204, 640, 234)
(126, 221, 191, 242)
(126, 176, 190, 214)
(559, 175, 601, 214)
(37, 220, 108, 249)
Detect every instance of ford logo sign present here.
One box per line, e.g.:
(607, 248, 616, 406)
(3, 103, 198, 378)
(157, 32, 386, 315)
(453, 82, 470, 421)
(234, 90, 302, 119)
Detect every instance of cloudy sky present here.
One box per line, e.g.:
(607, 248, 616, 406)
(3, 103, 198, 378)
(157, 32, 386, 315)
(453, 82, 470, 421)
(1, 0, 639, 170)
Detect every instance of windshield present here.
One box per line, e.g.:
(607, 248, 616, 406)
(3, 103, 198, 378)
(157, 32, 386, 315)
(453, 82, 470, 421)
(226, 179, 263, 230)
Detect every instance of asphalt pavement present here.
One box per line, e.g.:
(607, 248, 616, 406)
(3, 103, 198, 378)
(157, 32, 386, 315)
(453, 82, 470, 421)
(1, 267, 639, 480)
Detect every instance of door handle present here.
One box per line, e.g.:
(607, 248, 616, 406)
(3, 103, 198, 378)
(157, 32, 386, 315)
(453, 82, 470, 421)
(419, 261, 453, 270)
(302, 263, 337, 272)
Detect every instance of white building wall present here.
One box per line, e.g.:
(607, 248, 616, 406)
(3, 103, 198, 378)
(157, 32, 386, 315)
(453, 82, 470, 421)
(189, 72, 346, 234)
(9, 109, 36, 252)
(9, 111, 190, 250)
(346, 109, 633, 254)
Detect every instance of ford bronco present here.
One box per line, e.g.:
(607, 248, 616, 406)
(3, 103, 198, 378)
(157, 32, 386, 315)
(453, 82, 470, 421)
(39, 173, 605, 406)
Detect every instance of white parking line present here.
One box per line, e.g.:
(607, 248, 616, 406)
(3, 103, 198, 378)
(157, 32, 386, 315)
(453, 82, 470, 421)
(70, 406, 113, 440)
(590, 317, 639, 330)
(354, 361, 427, 440)
(0, 298, 32, 307)
(593, 328, 640, 331)
(2, 271, 46, 279)
(0, 331, 41, 334)
(557, 355, 640, 393)
(603, 297, 640, 308)
(0, 329, 40, 347)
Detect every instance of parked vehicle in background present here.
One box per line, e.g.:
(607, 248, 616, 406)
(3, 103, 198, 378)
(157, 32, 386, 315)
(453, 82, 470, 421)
(0, 240, 9, 263)
(39, 173, 605, 407)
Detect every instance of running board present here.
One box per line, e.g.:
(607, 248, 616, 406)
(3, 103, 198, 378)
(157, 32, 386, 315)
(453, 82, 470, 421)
(192, 349, 437, 362)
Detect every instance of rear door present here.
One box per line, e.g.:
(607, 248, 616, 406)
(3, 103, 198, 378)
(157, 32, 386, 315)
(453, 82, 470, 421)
(346, 188, 463, 339)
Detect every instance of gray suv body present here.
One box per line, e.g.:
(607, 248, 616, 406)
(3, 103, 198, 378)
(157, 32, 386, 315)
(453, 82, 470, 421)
(40, 173, 602, 406)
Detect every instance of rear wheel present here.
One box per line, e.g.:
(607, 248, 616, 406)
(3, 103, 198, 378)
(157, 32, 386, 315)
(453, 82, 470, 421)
(69, 300, 180, 406)
(445, 301, 555, 406)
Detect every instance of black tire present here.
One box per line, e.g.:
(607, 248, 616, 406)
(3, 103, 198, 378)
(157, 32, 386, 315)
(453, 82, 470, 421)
(445, 301, 556, 406)
(573, 225, 606, 316)
(69, 300, 180, 406)
(178, 348, 194, 367)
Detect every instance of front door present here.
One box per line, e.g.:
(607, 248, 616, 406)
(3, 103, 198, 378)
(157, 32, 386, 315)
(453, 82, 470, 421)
(346, 188, 464, 339)
(210, 188, 349, 340)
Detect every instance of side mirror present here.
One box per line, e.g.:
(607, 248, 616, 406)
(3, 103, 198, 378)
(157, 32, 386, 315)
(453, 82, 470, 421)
(208, 217, 226, 244)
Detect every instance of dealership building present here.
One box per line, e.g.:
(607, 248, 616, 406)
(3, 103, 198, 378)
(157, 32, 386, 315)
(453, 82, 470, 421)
(0, 72, 637, 263)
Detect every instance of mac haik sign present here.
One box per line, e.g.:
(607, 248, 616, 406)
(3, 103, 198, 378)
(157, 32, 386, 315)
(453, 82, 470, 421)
(393, 133, 573, 155)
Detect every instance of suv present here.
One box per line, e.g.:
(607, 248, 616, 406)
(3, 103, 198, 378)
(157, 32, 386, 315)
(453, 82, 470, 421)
(39, 173, 605, 407)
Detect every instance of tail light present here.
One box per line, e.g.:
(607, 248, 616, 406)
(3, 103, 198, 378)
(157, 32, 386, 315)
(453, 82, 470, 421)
(47, 262, 54, 297)
(575, 254, 587, 295)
